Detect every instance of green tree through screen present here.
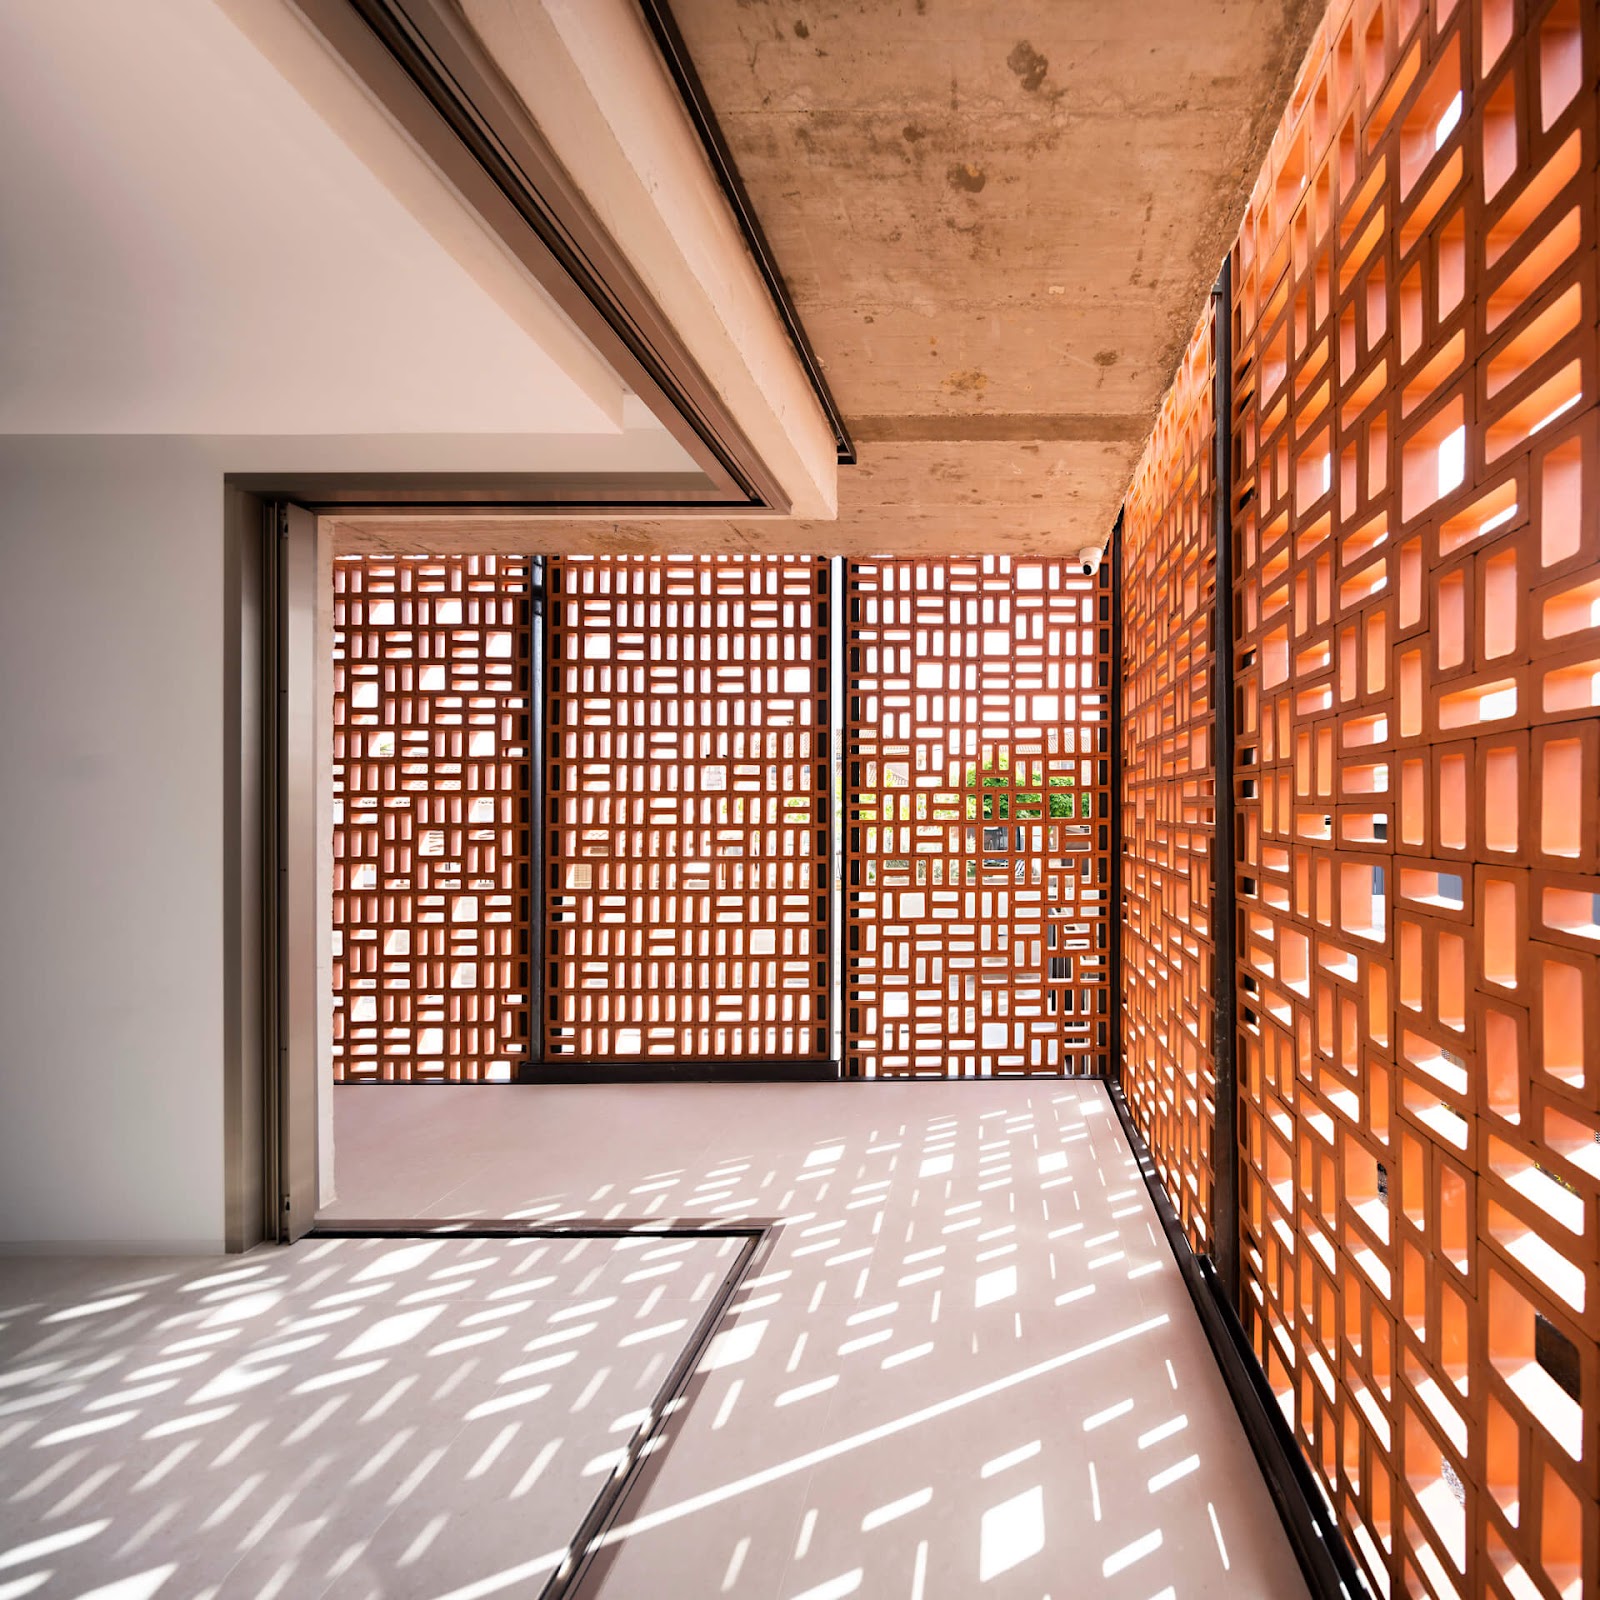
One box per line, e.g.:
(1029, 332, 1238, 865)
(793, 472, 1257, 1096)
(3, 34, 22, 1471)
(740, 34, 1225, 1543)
(962, 750, 1089, 819)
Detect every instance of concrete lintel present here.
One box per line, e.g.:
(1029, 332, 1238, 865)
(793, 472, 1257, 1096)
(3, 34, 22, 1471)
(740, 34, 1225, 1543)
(462, 0, 840, 520)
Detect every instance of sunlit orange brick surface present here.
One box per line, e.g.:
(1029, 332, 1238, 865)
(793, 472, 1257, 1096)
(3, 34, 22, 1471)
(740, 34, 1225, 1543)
(1124, 1, 1599, 1594)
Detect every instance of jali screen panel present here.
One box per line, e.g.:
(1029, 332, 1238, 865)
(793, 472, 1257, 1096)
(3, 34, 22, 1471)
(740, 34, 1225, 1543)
(846, 557, 1113, 1077)
(544, 555, 830, 1061)
(1228, 1, 1599, 1595)
(1121, 304, 1222, 1252)
(332, 555, 534, 1083)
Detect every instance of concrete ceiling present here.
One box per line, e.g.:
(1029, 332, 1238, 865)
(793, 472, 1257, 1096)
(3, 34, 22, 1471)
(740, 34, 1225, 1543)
(336, 0, 1321, 554)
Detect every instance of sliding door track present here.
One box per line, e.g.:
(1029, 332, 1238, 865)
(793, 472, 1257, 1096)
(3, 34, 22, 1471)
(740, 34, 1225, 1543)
(308, 1218, 773, 1599)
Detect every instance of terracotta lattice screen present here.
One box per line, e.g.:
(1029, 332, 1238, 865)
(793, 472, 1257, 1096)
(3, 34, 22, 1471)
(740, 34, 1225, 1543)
(1121, 306, 1222, 1252)
(1120, 0, 1600, 1596)
(544, 555, 830, 1062)
(332, 555, 533, 1083)
(846, 557, 1113, 1077)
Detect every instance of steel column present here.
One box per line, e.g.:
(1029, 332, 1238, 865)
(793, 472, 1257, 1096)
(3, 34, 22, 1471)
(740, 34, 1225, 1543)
(1209, 264, 1240, 1310)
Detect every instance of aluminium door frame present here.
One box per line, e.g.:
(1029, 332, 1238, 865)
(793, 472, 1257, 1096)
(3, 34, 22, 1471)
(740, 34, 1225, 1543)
(237, 498, 321, 1245)
(224, 486, 268, 1252)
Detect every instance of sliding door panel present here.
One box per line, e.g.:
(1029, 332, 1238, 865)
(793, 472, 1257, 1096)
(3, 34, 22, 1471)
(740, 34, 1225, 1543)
(331, 554, 534, 1083)
(544, 555, 830, 1063)
(846, 557, 1113, 1076)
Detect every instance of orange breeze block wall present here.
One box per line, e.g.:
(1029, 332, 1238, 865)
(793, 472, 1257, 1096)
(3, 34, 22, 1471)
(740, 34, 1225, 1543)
(332, 555, 534, 1083)
(1121, 306, 1222, 1252)
(1122, 1, 1600, 1596)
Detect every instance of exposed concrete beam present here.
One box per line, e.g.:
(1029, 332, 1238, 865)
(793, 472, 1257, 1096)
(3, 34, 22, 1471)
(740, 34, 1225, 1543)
(331, 434, 1133, 554)
(651, 0, 1326, 552)
(337, 0, 1324, 554)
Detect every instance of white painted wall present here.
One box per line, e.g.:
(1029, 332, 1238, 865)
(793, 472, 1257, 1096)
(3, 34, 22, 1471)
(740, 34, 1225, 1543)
(0, 433, 515, 1251)
(0, 438, 235, 1249)
(0, 0, 626, 438)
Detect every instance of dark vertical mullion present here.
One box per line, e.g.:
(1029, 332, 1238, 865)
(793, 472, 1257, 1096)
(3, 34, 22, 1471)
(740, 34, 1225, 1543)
(1211, 263, 1241, 1310)
(842, 560, 859, 1078)
(1107, 514, 1125, 1086)
(522, 556, 547, 1080)
(543, 557, 560, 1070)
(827, 556, 845, 1074)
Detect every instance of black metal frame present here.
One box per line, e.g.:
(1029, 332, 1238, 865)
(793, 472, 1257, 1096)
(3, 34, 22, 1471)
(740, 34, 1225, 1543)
(310, 1218, 773, 1600)
(1210, 264, 1242, 1308)
(827, 557, 846, 1071)
(1106, 515, 1125, 1086)
(528, 554, 841, 1083)
(522, 557, 548, 1083)
(523, 1060, 840, 1085)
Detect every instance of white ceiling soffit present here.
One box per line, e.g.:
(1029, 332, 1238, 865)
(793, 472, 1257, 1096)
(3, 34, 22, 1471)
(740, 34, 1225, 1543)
(458, 0, 839, 520)
(0, 0, 650, 440)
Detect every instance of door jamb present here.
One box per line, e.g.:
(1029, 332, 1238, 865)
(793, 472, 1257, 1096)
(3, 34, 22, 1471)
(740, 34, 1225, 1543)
(251, 499, 321, 1244)
(224, 487, 267, 1252)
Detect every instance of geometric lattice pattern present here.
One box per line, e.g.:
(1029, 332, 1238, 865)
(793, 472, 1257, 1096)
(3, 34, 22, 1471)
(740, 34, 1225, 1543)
(1121, 304, 1222, 1250)
(846, 557, 1113, 1076)
(543, 555, 830, 1061)
(331, 555, 533, 1083)
(1117, 1, 1600, 1595)
(1231, 2, 1600, 1593)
